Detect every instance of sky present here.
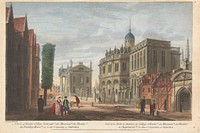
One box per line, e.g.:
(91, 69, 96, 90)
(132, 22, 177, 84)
(9, 2, 192, 86)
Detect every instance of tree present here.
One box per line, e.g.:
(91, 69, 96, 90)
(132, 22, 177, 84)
(41, 43, 55, 105)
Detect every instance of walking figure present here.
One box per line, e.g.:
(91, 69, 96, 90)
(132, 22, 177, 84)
(63, 96, 70, 115)
(75, 96, 80, 108)
(150, 100, 156, 116)
(140, 97, 146, 114)
(38, 95, 44, 113)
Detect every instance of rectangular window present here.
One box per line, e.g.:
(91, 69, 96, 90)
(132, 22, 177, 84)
(73, 76, 75, 82)
(134, 54, 136, 69)
(80, 77, 83, 83)
(86, 77, 89, 83)
(115, 63, 119, 72)
(153, 50, 157, 66)
(140, 51, 142, 68)
(122, 62, 127, 71)
(148, 88, 151, 93)
(103, 66, 105, 74)
(143, 49, 146, 67)
(108, 64, 112, 73)
(162, 51, 165, 67)
(134, 79, 136, 95)
(137, 52, 139, 68)
(131, 55, 134, 70)
(108, 89, 110, 95)
(131, 78, 133, 89)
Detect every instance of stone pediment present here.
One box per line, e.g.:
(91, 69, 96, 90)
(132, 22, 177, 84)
(70, 64, 91, 72)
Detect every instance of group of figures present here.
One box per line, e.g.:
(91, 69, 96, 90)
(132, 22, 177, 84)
(140, 97, 156, 116)
(51, 96, 80, 116)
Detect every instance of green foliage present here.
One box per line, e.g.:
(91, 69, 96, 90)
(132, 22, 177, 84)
(41, 43, 56, 89)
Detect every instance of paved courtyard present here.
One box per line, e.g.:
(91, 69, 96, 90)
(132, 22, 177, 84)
(6, 99, 191, 121)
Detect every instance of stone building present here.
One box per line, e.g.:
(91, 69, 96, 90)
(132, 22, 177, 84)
(59, 61, 92, 98)
(6, 4, 40, 112)
(99, 21, 181, 105)
(171, 62, 192, 112)
(99, 25, 133, 103)
(129, 38, 180, 105)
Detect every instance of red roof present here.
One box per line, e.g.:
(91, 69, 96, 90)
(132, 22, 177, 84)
(6, 7, 10, 23)
(28, 29, 34, 46)
(14, 17, 25, 32)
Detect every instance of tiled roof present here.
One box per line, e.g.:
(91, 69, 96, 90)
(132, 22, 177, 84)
(14, 17, 25, 32)
(28, 29, 34, 46)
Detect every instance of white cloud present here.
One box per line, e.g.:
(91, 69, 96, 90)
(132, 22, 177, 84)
(11, 2, 192, 86)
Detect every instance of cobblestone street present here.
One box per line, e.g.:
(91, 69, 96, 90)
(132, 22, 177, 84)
(6, 99, 191, 121)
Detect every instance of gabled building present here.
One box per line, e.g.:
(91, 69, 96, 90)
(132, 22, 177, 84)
(59, 61, 92, 98)
(28, 30, 39, 106)
(139, 71, 173, 111)
(139, 73, 160, 109)
(13, 16, 30, 110)
(6, 4, 40, 112)
(152, 71, 173, 111)
(6, 5, 15, 112)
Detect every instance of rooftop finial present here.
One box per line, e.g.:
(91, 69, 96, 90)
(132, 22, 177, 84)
(186, 38, 190, 61)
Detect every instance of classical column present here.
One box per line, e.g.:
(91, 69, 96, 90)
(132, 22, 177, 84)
(60, 76, 63, 95)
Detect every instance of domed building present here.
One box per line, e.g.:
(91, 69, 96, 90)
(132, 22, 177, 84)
(98, 22, 134, 103)
(125, 22, 135, 48)
(99, 20, 181, 106)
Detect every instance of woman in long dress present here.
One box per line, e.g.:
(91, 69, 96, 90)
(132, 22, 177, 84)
(51, 97, 63, 116)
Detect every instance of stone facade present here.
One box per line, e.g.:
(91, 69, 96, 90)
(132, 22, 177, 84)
(171, 69, 192, 112)
(130, 39, 180, 105)
(99, 25, 134, 103)
(59, 61, 92, 98)
(99, 22, 181, 105)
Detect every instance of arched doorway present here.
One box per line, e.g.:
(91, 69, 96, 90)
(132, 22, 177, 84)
(113, 79, 119, 103)
(176, 88, 191, 112)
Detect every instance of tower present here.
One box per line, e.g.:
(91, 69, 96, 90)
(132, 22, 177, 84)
(125, 18, 135, 48)
(186, 39, 190, 61)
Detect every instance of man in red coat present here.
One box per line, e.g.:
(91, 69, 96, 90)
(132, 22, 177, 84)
(75, 96, 80, 108)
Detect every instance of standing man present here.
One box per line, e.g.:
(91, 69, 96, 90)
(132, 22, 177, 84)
(63, 96, 70, 115)
(151, 100, 156, 116)
(75, 96, 80, 108)
(140, 97, 146, 114)
(38, 95, 44, 113)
